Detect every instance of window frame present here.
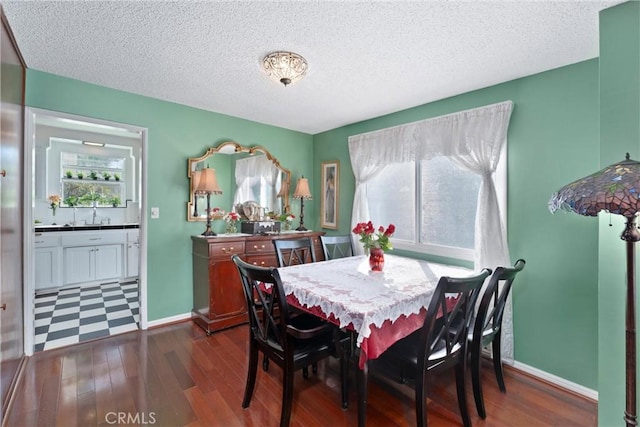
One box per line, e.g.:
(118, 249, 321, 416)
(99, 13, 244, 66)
(388, 147, 507, 262)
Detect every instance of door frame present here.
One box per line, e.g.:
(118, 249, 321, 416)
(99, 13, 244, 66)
(23, 107, 148, 355)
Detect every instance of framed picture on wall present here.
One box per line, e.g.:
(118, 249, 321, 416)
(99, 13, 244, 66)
(321, 160, 339, 229)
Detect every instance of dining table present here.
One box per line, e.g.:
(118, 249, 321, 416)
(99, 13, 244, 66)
(276, 253, 474, 426)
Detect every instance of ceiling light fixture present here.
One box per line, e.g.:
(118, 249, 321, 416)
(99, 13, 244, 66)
(263, 51, 308, 87)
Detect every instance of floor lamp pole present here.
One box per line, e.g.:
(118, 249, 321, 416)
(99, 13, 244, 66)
(622, 216, 638, 427)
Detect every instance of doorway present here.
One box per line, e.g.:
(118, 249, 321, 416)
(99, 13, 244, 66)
(24, 107, 148, 355)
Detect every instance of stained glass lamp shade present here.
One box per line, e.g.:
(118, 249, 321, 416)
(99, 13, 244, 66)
(549, 153, 640, 427)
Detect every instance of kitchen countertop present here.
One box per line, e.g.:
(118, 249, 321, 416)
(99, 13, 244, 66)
(35, 223, 139, 232)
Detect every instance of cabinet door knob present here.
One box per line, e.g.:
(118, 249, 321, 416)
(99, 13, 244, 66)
(0, 170, 5, 177)
(0, 303, 6, 310)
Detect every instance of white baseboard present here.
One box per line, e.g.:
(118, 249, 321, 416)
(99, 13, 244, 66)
(512, 360, 598, 401)
(145, 312, 192, 329)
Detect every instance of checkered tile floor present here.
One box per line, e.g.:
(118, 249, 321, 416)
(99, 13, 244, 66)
(34, 281, 139, 352)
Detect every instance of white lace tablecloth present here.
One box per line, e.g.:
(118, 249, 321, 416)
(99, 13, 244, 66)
(276, 254, 473, 352)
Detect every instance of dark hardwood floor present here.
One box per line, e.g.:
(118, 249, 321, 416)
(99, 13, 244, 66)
(5, 321, 596, 427)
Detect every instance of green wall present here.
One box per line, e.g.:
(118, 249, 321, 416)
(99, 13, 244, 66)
(313, 59, 601, 390)
(25, 70, 315, 321)
(598, 2, 640, 425)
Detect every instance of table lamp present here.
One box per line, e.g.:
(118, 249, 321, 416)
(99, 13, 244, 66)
(549, 153, 640, 427)
(293, 176, 312, 231)
(196, 167, 222, 236)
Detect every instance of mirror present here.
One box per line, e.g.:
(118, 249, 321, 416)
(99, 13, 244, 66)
(187, 141, 291, 221)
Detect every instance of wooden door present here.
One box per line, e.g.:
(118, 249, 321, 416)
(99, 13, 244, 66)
(0, 6, 26, 421)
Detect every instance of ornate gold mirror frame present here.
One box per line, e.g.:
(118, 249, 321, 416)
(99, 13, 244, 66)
(187, 141, 291, 222)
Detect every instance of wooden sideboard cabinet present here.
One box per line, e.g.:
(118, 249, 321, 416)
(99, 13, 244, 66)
(191, 231, 325, 334)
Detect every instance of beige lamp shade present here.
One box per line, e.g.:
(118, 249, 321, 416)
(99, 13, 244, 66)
(191, 170, 202, 193)
(197, 168, 223, 194)
(293, 176, 312, 199)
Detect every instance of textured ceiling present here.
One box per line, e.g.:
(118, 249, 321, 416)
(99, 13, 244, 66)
(1, 0, 625, 134)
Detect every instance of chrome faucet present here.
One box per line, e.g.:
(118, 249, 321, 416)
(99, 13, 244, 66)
(92, 203, 98, 224)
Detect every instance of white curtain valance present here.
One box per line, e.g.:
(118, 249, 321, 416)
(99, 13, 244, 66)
(348, 101, 513, 167)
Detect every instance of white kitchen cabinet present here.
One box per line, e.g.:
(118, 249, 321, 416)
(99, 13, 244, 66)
(126, 230, 139, 278)
(35, 234, 61, 290)
(35, 229, 136, 289)
(61, 231, 126, 286)
(63, 244, 122, 285)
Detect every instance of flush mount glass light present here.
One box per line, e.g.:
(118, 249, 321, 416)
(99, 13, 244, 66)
(263, 51, 308, 86)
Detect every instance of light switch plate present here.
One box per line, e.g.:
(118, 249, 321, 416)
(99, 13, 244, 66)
(151, 207, 160, 219)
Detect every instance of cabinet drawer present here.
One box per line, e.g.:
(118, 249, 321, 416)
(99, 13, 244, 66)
(244, 254, 278, 268)
(127, 230, 140, 242)
(34, 234, 60, 248)
(208, 241, 245, 259)
(61, 231, 126, 247)
(246, 240, 275, 255)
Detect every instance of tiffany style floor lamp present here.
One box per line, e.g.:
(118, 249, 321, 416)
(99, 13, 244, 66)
(549, 153, 639, 427)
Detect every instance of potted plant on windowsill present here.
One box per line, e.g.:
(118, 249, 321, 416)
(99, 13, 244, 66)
(89, 171, 99, 180)
(113, 173, 120, 181)
(65, 170, 73, 179)
(103, 172, 111, 181)
(76, 171, 84, 180)
(110, 196, 121, 207)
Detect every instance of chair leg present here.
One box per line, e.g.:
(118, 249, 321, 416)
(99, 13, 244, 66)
(263, 354, 269, 371)
(302, 366, 309, 379)
(312, 362, 318, 374)
(281, 363, 295, 427)
(243, 342, 259, 408)
(414, 372, 428, 427)
(492, 333, 506, 392)
(455, 358, 472, 427)
(471, 343, 486, 419)
(340, 351, 349, 409)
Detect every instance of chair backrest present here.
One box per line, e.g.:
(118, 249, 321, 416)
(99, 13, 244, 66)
(320, 235, 354, 260)
(273, 237, 316, 267)
(232, 254, 291, 352)
(473, 259, 526, 346)
(418, 269, 491, 368)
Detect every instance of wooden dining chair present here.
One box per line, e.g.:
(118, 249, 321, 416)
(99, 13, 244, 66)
(232, 255, 348, 427)
(272, 237, 325, 378)
(320, 234, 354, 260)
(469, 259, 526, 419)
(273, 237, 316, 266)
(373, 268, 491, 427)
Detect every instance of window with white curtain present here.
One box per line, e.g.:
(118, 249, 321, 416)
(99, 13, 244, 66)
(350, 100, 511, 264)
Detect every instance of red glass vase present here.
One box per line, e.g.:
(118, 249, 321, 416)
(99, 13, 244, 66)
(369, 247, 385, 272)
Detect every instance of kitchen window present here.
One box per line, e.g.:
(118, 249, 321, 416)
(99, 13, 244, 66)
(60, 152, 126, 207)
